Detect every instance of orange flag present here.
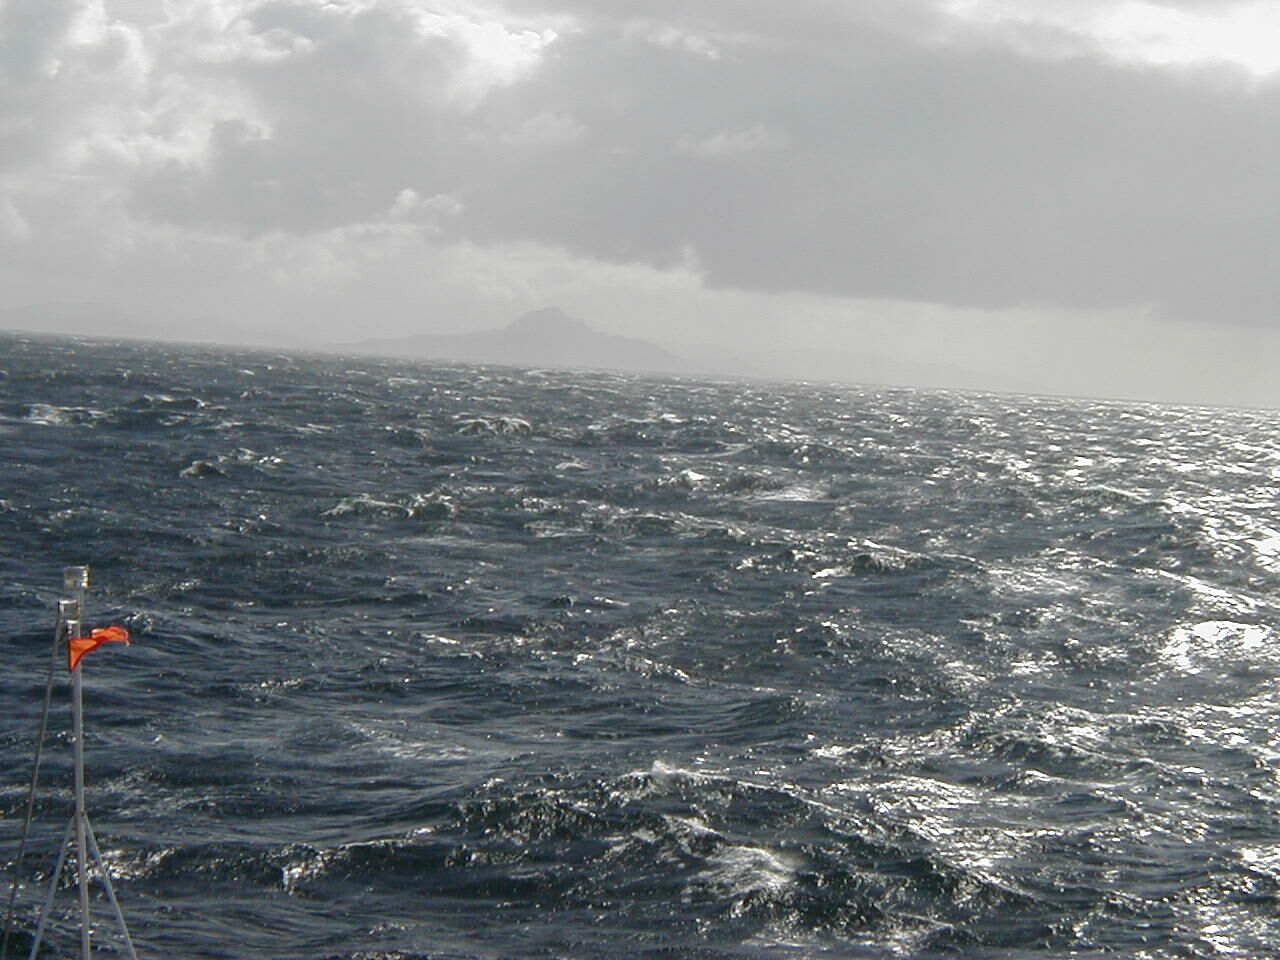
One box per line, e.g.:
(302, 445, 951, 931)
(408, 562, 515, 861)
(68, 626, 130, 672)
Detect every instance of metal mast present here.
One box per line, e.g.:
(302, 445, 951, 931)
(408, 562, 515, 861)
(26, 567, 138, 960)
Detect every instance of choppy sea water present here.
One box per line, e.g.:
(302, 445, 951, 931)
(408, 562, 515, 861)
(1, 332, 1279, 959)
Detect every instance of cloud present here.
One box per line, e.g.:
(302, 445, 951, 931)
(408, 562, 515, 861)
(499, 111, 587, 146)
(448, 6, 1280, 323)
(2, 0, 1278, 339)
(388, 187, 463, 224)
(0, 0, 82, 86)
(0, 0, 148, 174)
(677, 123, 790, 159)
(942, 0, 1280, 76)
(0, 195, 32, 241)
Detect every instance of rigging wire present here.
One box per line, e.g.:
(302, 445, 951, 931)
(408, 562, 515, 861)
(1, 612, 65, 960)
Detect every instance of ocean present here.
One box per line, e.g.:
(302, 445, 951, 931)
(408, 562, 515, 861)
(1, 332, 1278, 958)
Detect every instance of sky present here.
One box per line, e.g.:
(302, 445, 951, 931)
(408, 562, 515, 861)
(1, 0, 1279, 406)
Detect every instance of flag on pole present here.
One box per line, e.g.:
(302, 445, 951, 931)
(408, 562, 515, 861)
(68, 626, 130, 672)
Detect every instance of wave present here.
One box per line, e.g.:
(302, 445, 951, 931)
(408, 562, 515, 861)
(4, 334, 1280, 959)
(16, 401, 105, 426)
(455, 416, 532, 436)
(323, 492, 456, 521)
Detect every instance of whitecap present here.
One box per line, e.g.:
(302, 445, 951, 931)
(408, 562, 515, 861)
(1159, 620, 1275, 675)
(1154, 570, 1262, 616)
(456, 416, 532, 436)
(179, 459, 228, 479)
(1247, 526, 1280, 572)
(322, 492, 454, 520)
(754, 481, 829, 502)
(692, 844, 798, 899)
(22, 402, 100, 426)
(656, 468, 709, 491)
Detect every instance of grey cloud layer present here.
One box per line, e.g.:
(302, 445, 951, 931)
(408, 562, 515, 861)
(463, 22, 1280, 322)
(7, 0, 1280, 326)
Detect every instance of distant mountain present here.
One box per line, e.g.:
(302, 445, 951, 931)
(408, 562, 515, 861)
(338, 308, 1035, 393)
(341, 308, 694, 375)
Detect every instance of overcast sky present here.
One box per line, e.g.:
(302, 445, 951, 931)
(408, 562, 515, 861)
(2, 0, 1279, 406)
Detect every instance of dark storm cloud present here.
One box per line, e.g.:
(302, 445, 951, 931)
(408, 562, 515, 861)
(117, 0, 1280, 325)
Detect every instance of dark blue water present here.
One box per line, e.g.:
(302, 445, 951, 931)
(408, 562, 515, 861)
(2, 332, 1279, 958)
